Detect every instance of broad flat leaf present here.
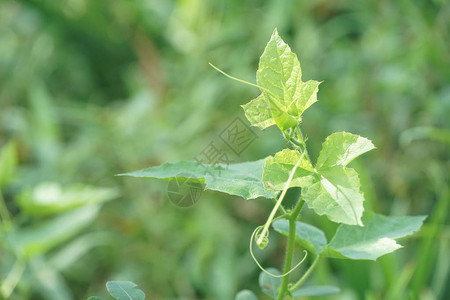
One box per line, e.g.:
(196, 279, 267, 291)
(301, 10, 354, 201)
(242, 29, 320, 130)
(316, 132, 375, 169)
(293, 285, 340, 297)
(18, 182, 118, 217)
(88, 298, 103, 300)
(106, 281, 145, 300)
(263, 149, 314, 190)
(5, 205, 100, 258)
(272, 219, 327, 255)
(259, 268, 281, 298)
(120, 159, 278, 200)
(241, 94, 275, 129)
(0, 141, 17, 187)
(235, 290, 258, 300)
(324, 213, 426, 260)
(303, 166, 364, 226)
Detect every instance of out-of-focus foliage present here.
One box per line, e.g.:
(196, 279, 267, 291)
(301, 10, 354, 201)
(0, 0, 448, 299)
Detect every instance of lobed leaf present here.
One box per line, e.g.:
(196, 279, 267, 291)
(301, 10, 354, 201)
(106, 281, 145, 300)
(324, 213, 426, 260)
(272, 219, 327, 255)
(119, 159, 278, 200)
(241, 94, 275, 130)
(301, 132, 375, 226)
(262, 149, 314, 190)
(242, 29, 320, 131)
(316, 132, 375, 169)
(302, 166, 365, 226)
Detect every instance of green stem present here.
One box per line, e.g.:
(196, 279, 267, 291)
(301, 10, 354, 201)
(277, 199, 304, 300)
(289, 255, 321, 292)
(256, 152, 305, 247)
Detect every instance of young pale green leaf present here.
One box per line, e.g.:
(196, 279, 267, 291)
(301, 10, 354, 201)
(241, 94, 275, 129)
(316, 132, 375, 170)
(293, 285, 340, 297)
(263, 149, 314, 190)
(119, 159, 278, 200)
(302, 166, 364, 226)
(259, 268, 281, 298)
(0, 141, 17, 187)
(106, 281, 145, 300)
(324, 213, 426, 260)
(272, 219, 327, 255)
(242, 29, 320, 131)
(235, 289, 258, 300)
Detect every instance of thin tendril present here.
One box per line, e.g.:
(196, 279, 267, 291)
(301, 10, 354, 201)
(249, 226, 308, 278)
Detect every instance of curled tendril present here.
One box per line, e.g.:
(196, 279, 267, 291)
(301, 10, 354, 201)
(249, 226, 308, 278)
(254, 226, 269, 250)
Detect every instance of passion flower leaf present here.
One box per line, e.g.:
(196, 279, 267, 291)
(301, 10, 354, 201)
(119, 159, 278, 200)
(324, 213, 426, 260)
(263, 149, 314, 190)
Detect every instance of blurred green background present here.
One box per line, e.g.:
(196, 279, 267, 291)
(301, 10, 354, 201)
(0, 0, 449, 299)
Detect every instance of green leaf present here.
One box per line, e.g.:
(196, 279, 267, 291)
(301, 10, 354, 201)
(0, 141, 17, 187)
(272, 219, 327, 255)
(18, 182, 118, 217)
(242, 29, 320, 131)
(106, 281, 145, 300)
(263, 149, 314, 190)
(235, 289, 258, 300)
(302, 166, 364, 226)
(5, 205, 101, 258)
(120, 159, 278, 200)
(259, 268, 281, 298)
(241, 94, 275, 130)
(300, 132, 375, 225)
(324, 213, 427, 260)
(316, 132, 375, 169)
(87, 297, 103, 300)
(293, 285, 340, 297)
